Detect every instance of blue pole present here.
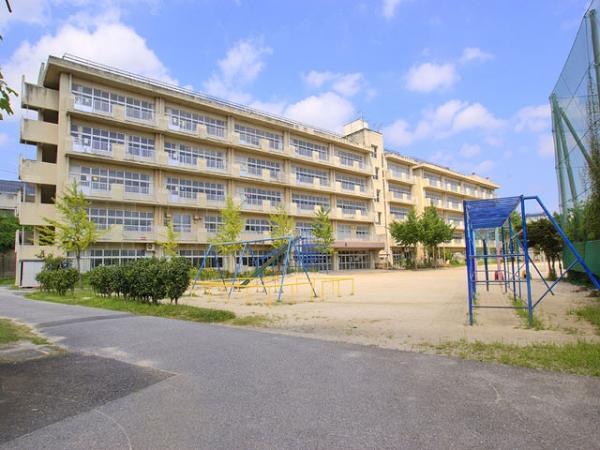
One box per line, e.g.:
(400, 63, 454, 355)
(520, 196, 534, 325)
(192, 243, 212, 290)
(500, 227, 508, 293)
(483, 239, 490, 292)
(508, 221, 517, 300)
(463, 201, 474, 325)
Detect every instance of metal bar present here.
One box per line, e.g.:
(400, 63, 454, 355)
(550, 97, 570, 217)
(589, 9, 600, 114)
(277, 239, 293, 302)
(528, 257, 555, 296)
(482, 239, 490, 292)
(552, 95, 580, 206)
(501, 227, 508, 293)
(557, 102, 593, 167)
(474, 305, 529, 309)
(191, 244, 212, 290)
(229, 243, 247, 299)
(463, 201, 474, 325)
(508, 220, 517, 300)
(532, 196, 600, 290)
(295, 238, 318, 299)
(532, 260, 578, 309)
(520, 196, 534, 325)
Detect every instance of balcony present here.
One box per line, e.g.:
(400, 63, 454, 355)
(163, 153, 227, 175)
(21, 82, 59, 111)
(388, 191, 413, 204)
(19, 159, 56, 185)
(160, 191, 224, 209)
(289, 176, 329, 190)
(290, 204, 323, 218)
(16, 243, 64, 260)
(332, 208, 372, 221)
(425, 198, 444, 208)
(234, 165, 285, 184)
(445, 202, 463, 212)
(78, 183, 156, 204)
(97, 224, 156, 242)
(17, 202, 57, 226)
(20, 119, 58, 146)
(334, 181, 370, 197)
(423, 178, 446, 192)
(238, 199, 280, 214)
(165, 117, 210, 140)
(387, 171, 413, 184)
(71, 95, 157, 127)
(289, 145, 331, 164)
(333, 156, 370, 173)
(155, 226, 209, 244)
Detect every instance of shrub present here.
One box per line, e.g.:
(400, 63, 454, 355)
(124, 258, 167, 303)
(165, 257, 191, 305)
(36, 267, 79, 295)
(88, 265, 114, 296)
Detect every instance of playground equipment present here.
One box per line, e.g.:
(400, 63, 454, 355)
(191, 236, 318, 303)
(463, 195, 600, 325)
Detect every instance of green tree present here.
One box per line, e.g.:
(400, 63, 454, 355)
(270, 205, 295, 246)
(311, 206, 335, 255)
(420, 206, 454, 267)
(43, 180, 100, 286)
(0, 36, 17, 120)
(159, 221, 179, 258)
(210, 196, 243, 255)
(0, 215, 19, 253)
(389, 208, 421, 268)
(526, 218, 562, 279)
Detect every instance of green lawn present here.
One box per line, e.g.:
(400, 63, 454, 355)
(573, 297, 600, 335)
(26, 290, 236, 323)
(0, 318, 48, 346)
(424, 340, 600, 377)
(0, 277, 15, 286)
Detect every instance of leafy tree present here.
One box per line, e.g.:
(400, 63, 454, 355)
(526, 218, 562, 279)
(160, 220, 179, 258)
(0, 215, 19, 253)
(270, 205, 295, 246)
(0, 36, 17, 120)
(43, 180, 100, 287)
(210, 196, 243, 255)
(389, 208, 421, 268)
(420, 206, 454, 267)
(311, 206, 335, 255)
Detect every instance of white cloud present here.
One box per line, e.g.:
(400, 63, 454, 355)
(284, 92, 355, 132)
(460, 47, 494, 63)
(382, 119, 414, 147)
(3, 12, 176, 93)
(537, 133, 555, 158)
(473, 159, 494, 173)
(514, 104, 551, 133)
(303, 70, 366, 97)
(460, 144, 481, 157)
(203, 38, 272, 101)
(405, 62, 459, 93)
(382, 0, 404, 19)
(384, 99, 504, 147)
(0, 0, 50, 30)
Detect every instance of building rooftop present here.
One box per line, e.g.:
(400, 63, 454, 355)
(0, 180, 22, 194)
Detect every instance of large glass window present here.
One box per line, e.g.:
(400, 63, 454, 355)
(241, 187, 282, 206)
(291, 137, 328, 160)
(127, 135, 155, 160)
(424, 172, 442, 187)
(166, 177, 225, 201)
(166, 107, 226, 138)
(295, 221, 314, 238)
(336, 174, 366, 192)
(71, 165, 152, 195)
(88, 248, 146, 268)
(337, 198, 367, 214)
(179, 248, 222, 268)
(389, 184, 411, 200)
(72, 83, 154, 121)
(388, 162, 411, 179)
(245, 218, 271, 233)
(338, 251, 370, 270)
(335, 149, 365, 169)
(291, 193, 329, 210)
(87, 208, 153, 231)
(164, 141, 225, 169)
(238, 157, 281, 179)
(390, 206, 408, 221)
(172, 214, 192, 233)
(70, 124, 124, 154)
(235, 124, 283, 150)
(204, 215, 223, 233)
(294, 166, 329, 186)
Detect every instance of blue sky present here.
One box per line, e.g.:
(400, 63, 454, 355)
(0, 0, 590, 211)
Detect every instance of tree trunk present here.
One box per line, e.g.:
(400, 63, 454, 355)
(76, 251, 83, 289)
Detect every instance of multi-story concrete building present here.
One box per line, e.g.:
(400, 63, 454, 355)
(0, 180, 22, 216)
(16, 55, 498, 283)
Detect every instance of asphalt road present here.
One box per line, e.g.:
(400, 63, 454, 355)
(1, 289, 599, 450)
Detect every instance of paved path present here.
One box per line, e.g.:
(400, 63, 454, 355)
(1, 289, 599, 449)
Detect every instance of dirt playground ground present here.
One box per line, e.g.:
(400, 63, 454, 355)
(183, 266, 600, 351)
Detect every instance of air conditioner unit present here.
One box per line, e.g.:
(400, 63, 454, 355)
(146, 243, 155, 252)
(193, 214, 202, 221)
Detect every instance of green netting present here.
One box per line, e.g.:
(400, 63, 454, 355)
(563, 239, 600, 276)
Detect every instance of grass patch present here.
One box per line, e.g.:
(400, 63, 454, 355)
(229, 315, 272, 327)
(0, 318, 48, 346)
(26, 290, 235, 323)
(572, 296, 600, 335)
(511, 296, 545, 330)
(0, 277, 15, 286)
(425, 339, 600, 377)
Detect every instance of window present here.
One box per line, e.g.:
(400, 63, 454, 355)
(335, 149, 365, 169)
(87, 208, 153, 232)
(388, 163, 410, 179)
(238, 157, 281, 179)
(204, 215, 223, 233)
(291, 137, 328, 160)
(376, 189, 380, 202)
(179, 248, 222, 268)
(235, 124, 282, 150)
(371, 145, 377, 159)
(337, 224, 352, 240)
(424, 172, 442, 187)
(295, 222, 314, 238)
(338, 251, 370, 270)
(88, 247, 146, 268)
(447, 196, 462, 209)
(291, 193, 329, 210)
(390, 206, 408, 221)
(166, 107, 226, 138)
(172, 214, 192, 233)
(389, 184, 411, 200)
(425, 192, 442, 206)
(127, 135, 155, 160)
(374, 167, 379, 180)
(72, 83, 154, 121)
(336, 174, 366, 192)
(356, 225, 370, 239)
(23, 183, 36, 203)
(447, 215, 463, 227)
(70, 124, 124, 154)
(337, 198, 367, 214)
(71, 165, 152, 195)
(166, 177, 225, 202)
(446, 179, 460, 193)
(377, 212, 381, 225)
(294, 166, 329, 186)
(241, 187, 282, 206)
(245, 218, 271, 233)
(164, 141, 225, 170)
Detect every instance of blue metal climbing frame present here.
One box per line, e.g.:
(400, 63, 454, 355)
(463, 195, 600, 325)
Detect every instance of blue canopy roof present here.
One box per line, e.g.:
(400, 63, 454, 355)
(464, 196, 521, 229)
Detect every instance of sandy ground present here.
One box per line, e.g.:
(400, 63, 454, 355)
(182, 266, 600, 351)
